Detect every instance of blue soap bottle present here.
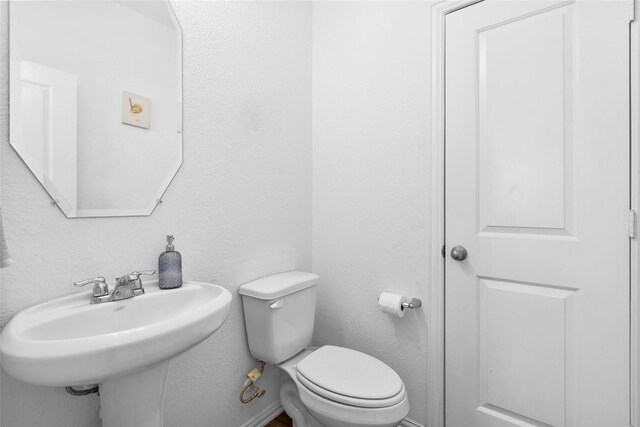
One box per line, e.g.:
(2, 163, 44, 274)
(159, 235, 182, 289)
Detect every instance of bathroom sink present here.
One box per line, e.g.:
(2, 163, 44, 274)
(0, 280, 232, 386)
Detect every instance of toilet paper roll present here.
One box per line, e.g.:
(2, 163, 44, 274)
(378, 292, 408, 318)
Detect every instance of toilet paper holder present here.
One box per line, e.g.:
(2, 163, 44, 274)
(401, 298, 422, 310)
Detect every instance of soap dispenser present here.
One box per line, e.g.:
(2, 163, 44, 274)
(159, 235, 182, 289)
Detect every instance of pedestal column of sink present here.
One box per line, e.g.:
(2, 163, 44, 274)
(99, 361, 170, 427)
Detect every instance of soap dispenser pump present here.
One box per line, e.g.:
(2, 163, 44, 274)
(159, 235, 182, 289)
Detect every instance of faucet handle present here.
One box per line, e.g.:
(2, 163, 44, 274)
(130, 270, 156, 284)
(74, 277, 106, 287)
(132, 270, 156, 277)
(128, 270, 156, 294)
(73, 277, 109, 297)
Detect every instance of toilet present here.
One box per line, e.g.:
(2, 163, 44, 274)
(239, 271, 409, 427)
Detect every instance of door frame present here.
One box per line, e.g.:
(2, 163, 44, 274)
(428, 1, 640, 426)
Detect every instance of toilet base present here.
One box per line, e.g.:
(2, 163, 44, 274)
(281, 379, 323, 427)
(279, 378, 406, 427)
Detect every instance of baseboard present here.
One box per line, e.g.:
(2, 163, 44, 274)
(239, 401, 284, 427)
(239, 400, 425, 427)
(399, 418, 425, 427)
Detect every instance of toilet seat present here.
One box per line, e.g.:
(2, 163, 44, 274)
(296, 372, 406, 408)
(295, 346, 406, 408)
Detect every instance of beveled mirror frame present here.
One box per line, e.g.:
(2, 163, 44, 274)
(9, 0, 183, 218)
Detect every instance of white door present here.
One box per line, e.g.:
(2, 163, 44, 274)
(445, 1, 631, 426)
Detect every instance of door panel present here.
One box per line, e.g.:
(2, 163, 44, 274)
(478, 9, 570, 231)
(445, 1, 631, 426)
(478, 278, 574, 427)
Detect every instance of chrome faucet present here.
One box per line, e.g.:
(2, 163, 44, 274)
(74, 270, 155, 304)
(110, 270, 155, 301)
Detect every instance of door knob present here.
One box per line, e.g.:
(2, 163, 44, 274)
(450, 245, 468, 261)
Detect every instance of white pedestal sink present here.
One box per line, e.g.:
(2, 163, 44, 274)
(0, 280, 232, 427)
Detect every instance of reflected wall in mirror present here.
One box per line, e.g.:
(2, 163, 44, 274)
(9, 0, 182, 217)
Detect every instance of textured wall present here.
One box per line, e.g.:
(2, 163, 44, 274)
(0, 1, 312, 426)
(2, 1, 436, 426)
(311, 2, 432, 425)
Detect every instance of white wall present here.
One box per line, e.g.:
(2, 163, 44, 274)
(2, 1, 436, 426)
(311, 2, 432, 425)
(0, 1, 312, 426)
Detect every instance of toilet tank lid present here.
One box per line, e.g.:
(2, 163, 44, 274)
(239, 271, 319, 300)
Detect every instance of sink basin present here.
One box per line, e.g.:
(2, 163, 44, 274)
(0, 280, 232, 427)
(0, 280, 232, 386)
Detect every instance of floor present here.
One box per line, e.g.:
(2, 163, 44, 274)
(265, 411, 293, 427)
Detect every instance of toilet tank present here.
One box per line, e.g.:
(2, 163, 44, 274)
(239, 271, 319, 365)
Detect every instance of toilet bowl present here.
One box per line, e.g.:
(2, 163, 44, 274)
(239, 272, 410, 427)
(278, 347, 409, 427)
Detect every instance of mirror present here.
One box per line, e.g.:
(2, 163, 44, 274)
(9, 1, 182, 217)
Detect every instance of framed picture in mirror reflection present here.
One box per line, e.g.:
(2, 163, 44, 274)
(122, 91, 151, 129)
